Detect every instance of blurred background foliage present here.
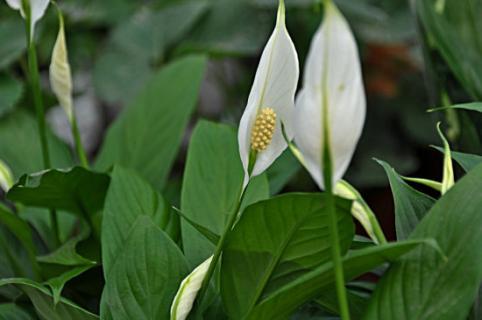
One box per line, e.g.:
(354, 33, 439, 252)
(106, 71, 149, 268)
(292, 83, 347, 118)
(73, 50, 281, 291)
(0, 0, 481, 242)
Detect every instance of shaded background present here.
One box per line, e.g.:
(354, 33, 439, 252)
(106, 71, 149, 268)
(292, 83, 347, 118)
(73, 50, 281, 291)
(0, 0, 479, 242)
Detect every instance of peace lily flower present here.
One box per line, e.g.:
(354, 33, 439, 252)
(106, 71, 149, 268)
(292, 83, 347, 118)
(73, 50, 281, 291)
(238, 0, 299, 188)
(170, 256, 213, 320)
(50, 9, 74, 123)
(293, 0, 366, 189)
(0, 159, 14, 192)
(4, 0, 49, 38)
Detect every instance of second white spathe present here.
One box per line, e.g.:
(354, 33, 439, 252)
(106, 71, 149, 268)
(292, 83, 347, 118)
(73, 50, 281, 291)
(4, 0, 49, 38)
(294, 0, 366, 189)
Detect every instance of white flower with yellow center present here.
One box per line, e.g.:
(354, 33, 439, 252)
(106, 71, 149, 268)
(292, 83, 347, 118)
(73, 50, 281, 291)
(238, 0, 299, 187)
(294, 0, 366, 189)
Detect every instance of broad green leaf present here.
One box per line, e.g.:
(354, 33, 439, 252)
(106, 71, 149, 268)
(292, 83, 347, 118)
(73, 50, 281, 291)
(0, 225, 36, 299)
(101, 166, 170, 278)
(0, 19, 25, 69)
(172, 207, 220, 246)
(0, 204, 38, 275)
(95, 55, 206, 189)
(0, 73, 23, 118)
(377, 160, 435, 240)
(221, 193, 355, 319)
(60, 0, 135, 25)
(0, 303, 34, 320)
(93, 2, 208, 104)
(248, 240, 428, 319)
(100, 216, 189, 320)
(7, 167, 110, 231)
(0, 110, 72, 179)
(181, 120, 269, 266)
(416, 0, 482, 100)
(363, 162, 482, 319)
(0, 278, 98, 320)
(433, 146, 482, 172)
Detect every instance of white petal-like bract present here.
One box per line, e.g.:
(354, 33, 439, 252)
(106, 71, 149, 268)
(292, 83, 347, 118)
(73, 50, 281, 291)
(294, 1, 366, 189)
(50, 12, 74, 122)
(170, 256, 213, 320)
(238, 0, 299, 187)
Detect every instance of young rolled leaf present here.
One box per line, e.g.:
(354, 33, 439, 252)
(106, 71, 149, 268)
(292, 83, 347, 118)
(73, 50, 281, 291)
(294, 0, 366, 189)
(49, 9, 73, 123)
(4, 0, 49, 39)
(238, 0, 299, 186)
(170, 255, 213, 320)
(0, 159, 13, 191)
(436, 123, 454, 194)
(334, 180, 386, 244)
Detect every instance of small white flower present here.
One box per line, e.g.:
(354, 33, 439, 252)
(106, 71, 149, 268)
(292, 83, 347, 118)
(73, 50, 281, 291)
(4, 0, 49, 39)
(0, 159, 14, 192)
(238, 0, 299, 187)
(294, 0, 366, 189)
(170, 256, 213, 320)
(50, 11, 74, 123)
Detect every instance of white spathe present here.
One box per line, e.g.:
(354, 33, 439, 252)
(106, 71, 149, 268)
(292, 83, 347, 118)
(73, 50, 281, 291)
(4, 0, 49, 38)
(170, 255, 213, 320)
(238, 0, 299, 187)
(294, 0, 366, 189)
(50, 13, 74, 123)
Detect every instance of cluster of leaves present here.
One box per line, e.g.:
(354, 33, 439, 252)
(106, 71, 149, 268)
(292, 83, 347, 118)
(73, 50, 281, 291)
(0, 0, 481, 319)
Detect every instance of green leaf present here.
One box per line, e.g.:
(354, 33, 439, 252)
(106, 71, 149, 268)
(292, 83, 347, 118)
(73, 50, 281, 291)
(0, 19, 25, 70)
(172, 207, 220, 246)
(46, 265, 94, 306)
(95, 55, 206, 189)
(416, 0, 482, 100)
(0, 278, 99, 319)
(0, 110, 72, 179)
(93, 2, 208, 104)
(433, 146, 482, 172)
(7, 167, 110, 226)
(429, 102, 482, 113)
(37, 228, 95, 266)
(101, 166, 170, 278)
(377, 160, 435, 240)
(363, 162, 482, 319)
(0, 73, 23, 118)
(0, 204, 38, 275)
(0, 303, 35, 320)
(221, 193, 355, 319)
(100, 216, 188, 320)
(180, 120, 269, 266)
(248, 240, 428, 319)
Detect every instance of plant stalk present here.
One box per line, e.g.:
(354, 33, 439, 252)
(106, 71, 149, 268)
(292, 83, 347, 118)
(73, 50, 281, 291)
(194, 185, 248, 312)
(24, 5, 60, 246)
(71, 114, 89, 168)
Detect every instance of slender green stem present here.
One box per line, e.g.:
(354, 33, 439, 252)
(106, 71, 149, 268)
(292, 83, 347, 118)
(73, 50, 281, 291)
(24, 4, 60, 246)
(71, 114, 89, 168)
(194, 185, 248, 312)
(323, 141, 350, 319)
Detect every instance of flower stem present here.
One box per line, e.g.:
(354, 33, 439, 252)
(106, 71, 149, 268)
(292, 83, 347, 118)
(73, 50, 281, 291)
(24, 7, 60, 246)
(194, 185, 248, 313)
(71, 114, 89, 168)
(323, 132, 350, 319)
